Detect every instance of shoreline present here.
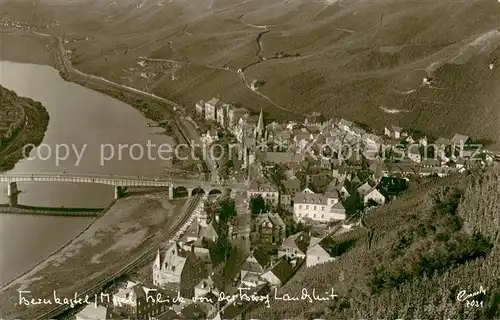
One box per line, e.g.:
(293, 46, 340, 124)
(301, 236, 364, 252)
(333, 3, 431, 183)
(3, 30, 202, 173)
(0, 200, 116, 291)
(0, 85, 50, 172)
(0, 32, 204, 298)
(0, 195, 190, 319)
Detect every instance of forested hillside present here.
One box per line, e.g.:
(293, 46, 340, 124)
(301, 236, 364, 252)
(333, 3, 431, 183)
(251, 167, 500, 319)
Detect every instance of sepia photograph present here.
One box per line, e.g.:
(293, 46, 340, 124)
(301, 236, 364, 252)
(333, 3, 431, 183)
(1, 0, 499, 319)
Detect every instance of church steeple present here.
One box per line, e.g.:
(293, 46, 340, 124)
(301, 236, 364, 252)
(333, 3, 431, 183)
(255, 108, 264, 139)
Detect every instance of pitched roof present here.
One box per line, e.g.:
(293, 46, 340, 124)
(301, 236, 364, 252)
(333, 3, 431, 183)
(256, 109, 265, 134)
(339, 118, 353, 127)
(294, 192, 327, 205)
(357, 182, 373, 198)
(450, 133, 470, 145)
(254, 213, 285, 228)
(248, 177, 277, 192)
(365, 188, 385, 200)
(308, 237, 322, 248)
(391, 125, 403, 132)
(281, 231, 309, 255)
(324, 182, 340, 199)
(206, 97, 219, 107)
(331, 201, 345, 212)
(352, 126, 366, 135)
(266, 259, 294, 284)
(266, 121, 282, 131)
(242, 247, 271, 273)
(435, 137, 451, 145)
(157, 242, 187, 277)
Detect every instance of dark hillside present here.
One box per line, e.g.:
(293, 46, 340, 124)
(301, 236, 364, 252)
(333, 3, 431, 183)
(250, 167, 500, 319)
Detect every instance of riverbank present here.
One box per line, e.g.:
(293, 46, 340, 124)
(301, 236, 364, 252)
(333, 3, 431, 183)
(0, 32, 52, 66)
(0, 85, 50, 172)
(2, 30, 202, 174)
(0, 193, 189, 319)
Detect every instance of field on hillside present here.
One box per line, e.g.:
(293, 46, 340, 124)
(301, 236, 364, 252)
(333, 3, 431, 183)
(2, 0, 500, 147)
(250, 167, 500, 319)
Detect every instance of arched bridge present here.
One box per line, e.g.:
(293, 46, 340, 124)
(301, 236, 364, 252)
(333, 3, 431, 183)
(0, 172, 249, 204)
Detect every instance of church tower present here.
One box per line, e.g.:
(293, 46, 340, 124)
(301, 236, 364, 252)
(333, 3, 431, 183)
(254, 109, 266, 151)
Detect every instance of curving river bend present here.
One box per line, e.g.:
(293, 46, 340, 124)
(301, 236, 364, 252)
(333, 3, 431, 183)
(0, 61, 174, 285)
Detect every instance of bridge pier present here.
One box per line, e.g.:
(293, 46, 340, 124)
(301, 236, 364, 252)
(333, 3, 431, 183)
(7, 182, 18, 207)
(187, 188, 193, 198)
(114, 186, 125, 200)
(169, 183, 174, 200)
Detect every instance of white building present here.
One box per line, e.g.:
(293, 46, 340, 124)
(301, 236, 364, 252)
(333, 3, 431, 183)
(278, 231, 310, 261)
(364, 188, 386, 206)
(293, 188, 346, 222)
(306, 237, 336, 267)
(204, 97, 220, 121)
(194, 276, 221, 298)
(338, 118, 354, 132)
(195, 100, 205, 117)
(153, 243, 188, 287)
(202, 130, 218, 145)
(227, 106, 249, 131)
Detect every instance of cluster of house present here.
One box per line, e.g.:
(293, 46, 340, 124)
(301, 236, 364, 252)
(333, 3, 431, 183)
(197, 97, 497, 177)
(74, 99, 499, 320)
(74, 189, 360, 320)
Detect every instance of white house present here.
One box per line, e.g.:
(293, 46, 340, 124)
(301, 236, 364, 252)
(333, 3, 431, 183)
(203, 130, 218, 145)
(195, 100, 205, 117)
(75, 304, 107, 320)
(153, 243, 188, 288)
(240, 249, 271, 288)
(194, 276, 221, 298)
(306, 237, 337, 267)
(293, 188, 345, 223)
(204, 97, 220, 121)
(278, 231, 310, 261)
(407, 148, 422, 163)
(338, 118, 354, 132)
(384, 125, 404, 140)
(357, 182, 374, 198)
(364, 188, 386, 206)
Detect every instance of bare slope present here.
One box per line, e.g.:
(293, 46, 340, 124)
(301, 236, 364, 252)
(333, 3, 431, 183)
(2, 0, 500, 145)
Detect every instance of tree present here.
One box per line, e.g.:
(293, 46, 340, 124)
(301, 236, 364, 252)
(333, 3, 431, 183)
(218, 197, 236, 222)
(264, 164, 287, 208)
(296, 160, 312, 189)
(250, 195, 266, 214)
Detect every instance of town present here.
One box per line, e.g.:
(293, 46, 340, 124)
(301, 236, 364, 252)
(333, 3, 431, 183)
(72, 96, 499, 320)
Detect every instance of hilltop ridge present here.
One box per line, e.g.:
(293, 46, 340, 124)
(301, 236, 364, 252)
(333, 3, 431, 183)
(2, 0, 500, 146)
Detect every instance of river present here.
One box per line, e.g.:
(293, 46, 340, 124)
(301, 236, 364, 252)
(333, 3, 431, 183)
(0, 60, 174, 285)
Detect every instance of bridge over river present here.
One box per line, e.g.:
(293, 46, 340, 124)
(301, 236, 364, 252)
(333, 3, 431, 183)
(1, 172, 249, 207)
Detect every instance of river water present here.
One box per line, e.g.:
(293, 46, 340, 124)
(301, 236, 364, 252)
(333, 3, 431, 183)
(0, 61, 174, 285)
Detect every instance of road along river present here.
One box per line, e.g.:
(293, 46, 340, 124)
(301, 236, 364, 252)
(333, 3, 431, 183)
(0, 60, 175, 286)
